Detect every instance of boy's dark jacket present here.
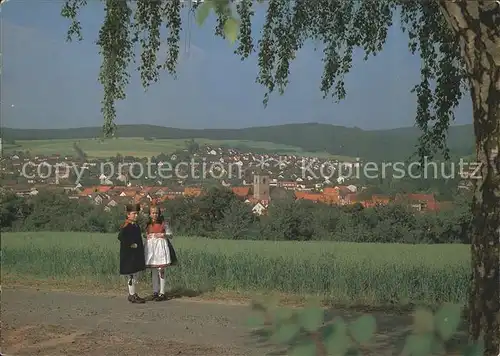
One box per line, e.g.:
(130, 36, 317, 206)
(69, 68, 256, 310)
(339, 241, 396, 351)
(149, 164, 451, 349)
(118, 222, 146, 275)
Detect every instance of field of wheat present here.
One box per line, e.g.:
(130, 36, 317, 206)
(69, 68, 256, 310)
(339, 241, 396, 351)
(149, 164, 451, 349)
(1, 232, 470, 306)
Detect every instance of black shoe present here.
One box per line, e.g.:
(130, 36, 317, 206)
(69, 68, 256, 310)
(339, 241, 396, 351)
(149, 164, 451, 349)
(154, 293, 166, 301)
(128, 293, 146, 303)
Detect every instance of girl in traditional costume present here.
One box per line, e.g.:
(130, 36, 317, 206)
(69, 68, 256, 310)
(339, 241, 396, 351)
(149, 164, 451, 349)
(118, 203, 146, 303)
(144, 203, 177, 301)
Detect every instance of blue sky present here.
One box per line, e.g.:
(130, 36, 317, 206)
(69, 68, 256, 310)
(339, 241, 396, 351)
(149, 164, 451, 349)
(1, 1, 472, 130)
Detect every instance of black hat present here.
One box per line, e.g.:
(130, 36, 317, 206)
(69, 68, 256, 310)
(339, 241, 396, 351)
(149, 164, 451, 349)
(126, 203, 141, 213)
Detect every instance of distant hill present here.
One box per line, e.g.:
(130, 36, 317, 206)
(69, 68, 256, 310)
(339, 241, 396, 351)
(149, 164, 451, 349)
(1, 123, 474, 161)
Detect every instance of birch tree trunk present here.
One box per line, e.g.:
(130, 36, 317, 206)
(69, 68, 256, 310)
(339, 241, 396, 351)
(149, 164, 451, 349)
(438, 1, 500, 355)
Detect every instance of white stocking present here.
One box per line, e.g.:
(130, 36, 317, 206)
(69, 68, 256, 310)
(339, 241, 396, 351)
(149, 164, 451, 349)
(159, 268, 166, 294)
(127, 274, 137, 295)
(151, 269, 160, 294)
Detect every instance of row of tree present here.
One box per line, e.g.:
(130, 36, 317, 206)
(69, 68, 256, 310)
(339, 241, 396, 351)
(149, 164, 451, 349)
(0, 186, 471, 244)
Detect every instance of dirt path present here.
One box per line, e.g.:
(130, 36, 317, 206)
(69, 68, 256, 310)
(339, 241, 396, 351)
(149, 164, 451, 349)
(1, 287, 466, 355)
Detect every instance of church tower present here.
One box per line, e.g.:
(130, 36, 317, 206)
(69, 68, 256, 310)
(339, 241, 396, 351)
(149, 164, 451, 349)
(253, 174, 270, 201)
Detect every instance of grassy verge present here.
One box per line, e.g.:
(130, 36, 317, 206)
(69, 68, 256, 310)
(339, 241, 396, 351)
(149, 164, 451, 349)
(1, 232, 469, 308)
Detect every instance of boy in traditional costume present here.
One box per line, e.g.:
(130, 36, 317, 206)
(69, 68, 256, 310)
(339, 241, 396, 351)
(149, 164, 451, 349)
(144, 203, 177, 301)
(118, 203, 146, 303)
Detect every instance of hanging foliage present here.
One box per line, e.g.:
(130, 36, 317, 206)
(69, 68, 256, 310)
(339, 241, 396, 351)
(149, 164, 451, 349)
(61, 0, 241, 137)
(61, 0, 467, 161)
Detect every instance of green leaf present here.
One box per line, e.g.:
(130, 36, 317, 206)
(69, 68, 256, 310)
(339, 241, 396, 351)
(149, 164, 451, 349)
(271, 322, 300, 344)
(461, 342, 484, 356)
(195, 1, 212, 26)
(434, 303, 462, 341)
(403, 333, 434, 356)
(273, 306, 294, 323)
(246, 314, 265, 328)
(323, 318, 350, 355)
(413, 307, 435, 334)
(298, 304, 324, 332)
(223, 17, 239, 44)
(290, 339, 317, 356)
(349, 314, 377, 345)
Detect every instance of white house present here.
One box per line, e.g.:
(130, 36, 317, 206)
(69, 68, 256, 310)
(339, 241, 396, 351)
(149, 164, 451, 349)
(252, 202, 266, 216)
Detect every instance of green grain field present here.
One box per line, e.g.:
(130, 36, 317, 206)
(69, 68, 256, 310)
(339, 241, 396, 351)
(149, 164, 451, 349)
(1, 232, 469, 307)
(4, 138, 349, 160)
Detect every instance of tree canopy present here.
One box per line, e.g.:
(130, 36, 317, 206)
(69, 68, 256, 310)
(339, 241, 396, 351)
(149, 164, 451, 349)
(61, 0, 468, 161)
(56, 1, 500, 354)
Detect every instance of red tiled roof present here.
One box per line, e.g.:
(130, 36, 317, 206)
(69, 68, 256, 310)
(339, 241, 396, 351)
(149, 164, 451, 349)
(232, 186, 250, 197)
(405, 193, 435, 202)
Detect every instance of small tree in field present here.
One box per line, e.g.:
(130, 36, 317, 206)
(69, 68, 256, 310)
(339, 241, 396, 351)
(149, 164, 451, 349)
(58, 0, 498, 354)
